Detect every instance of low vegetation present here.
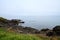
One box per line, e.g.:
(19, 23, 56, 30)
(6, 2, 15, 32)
(0, 28, 50, 40)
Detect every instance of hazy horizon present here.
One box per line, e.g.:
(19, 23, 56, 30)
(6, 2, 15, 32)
(0, 0, 60, 29)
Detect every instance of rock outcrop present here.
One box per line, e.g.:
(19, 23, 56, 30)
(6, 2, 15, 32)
(0, 17, 40, 34)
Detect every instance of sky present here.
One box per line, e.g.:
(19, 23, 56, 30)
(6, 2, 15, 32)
(0, 0, 60, 16)
(0, 0, 60, 29)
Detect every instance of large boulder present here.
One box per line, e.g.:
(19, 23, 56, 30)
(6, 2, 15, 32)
(53, 25, 60, 36)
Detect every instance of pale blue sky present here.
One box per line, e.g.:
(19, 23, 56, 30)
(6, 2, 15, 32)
(0, 0, 60, 16)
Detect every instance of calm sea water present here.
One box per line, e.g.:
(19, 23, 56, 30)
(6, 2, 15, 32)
(19, 16, 60, 30)
(1, 15, 60, 30)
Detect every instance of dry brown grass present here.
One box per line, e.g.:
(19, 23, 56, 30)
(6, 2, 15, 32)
(35, 34, 60, 40)
(50, 36, 60, 40)
(50, 36, 58, 40)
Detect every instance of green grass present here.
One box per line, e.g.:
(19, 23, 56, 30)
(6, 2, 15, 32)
(0, 28, 59, 40)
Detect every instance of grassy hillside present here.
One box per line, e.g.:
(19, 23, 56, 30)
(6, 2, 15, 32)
(0, 28, 60, 40)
